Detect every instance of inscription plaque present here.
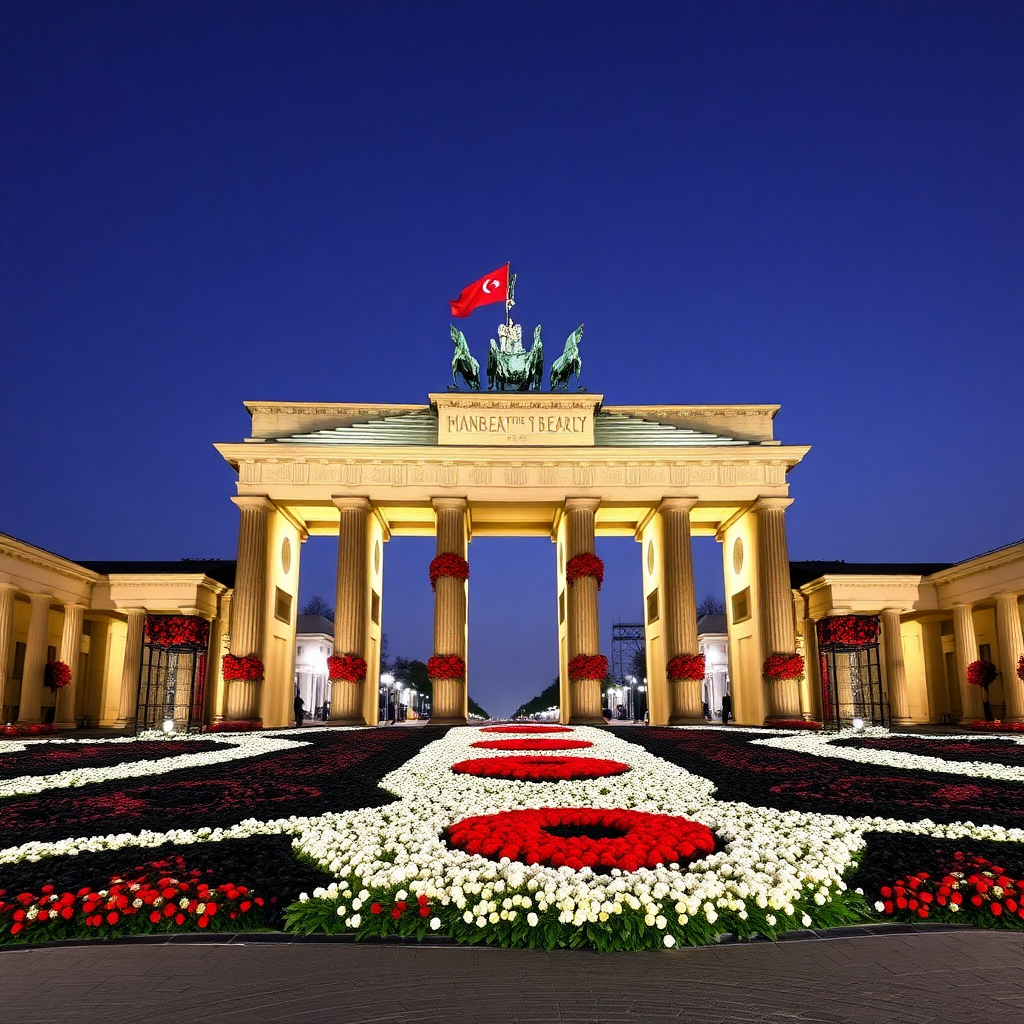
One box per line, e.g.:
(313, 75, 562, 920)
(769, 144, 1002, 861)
(432, 393, 602, 447)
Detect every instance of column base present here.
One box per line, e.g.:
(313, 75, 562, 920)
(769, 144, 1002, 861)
(668, 715, 706, 726)
(52, 720, 77, 730)
(568, 714, 606, 726)
(112, 718, 136, 730)
(328, 716, 365, 727)
(890, 716, 915, 727)
(427, 716, 468, 726)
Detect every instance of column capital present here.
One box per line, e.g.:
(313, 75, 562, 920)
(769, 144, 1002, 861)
(431, 496, 468, 513)
(995, 591, 1022, 604)
(753, 497, 794, 513)
(63, 601, 89, 611)
(333, 495, 372, 513)
(659, 497, 699, 515)
(0, 581, 18, 593)
(124, 607, 148, 620)
(564, 497, 601, 514)
(26, 591, 53, 607)
(231, 495, 275, 512)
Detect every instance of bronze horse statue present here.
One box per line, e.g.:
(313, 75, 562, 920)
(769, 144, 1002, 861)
(450, 325, 481, 390)
(550, 324, 583, 390)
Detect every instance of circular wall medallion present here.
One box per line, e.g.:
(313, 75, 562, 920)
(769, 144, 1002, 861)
(732, 537, 744, 575)
(374, 539, 381, 575)
(646, 540, 655, 575)
(281, 537, 291, 574)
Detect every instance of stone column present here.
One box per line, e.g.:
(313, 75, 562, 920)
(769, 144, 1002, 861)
(953, 603, 983, 724)
(54, 603, 87, 729)
(801, 616, 822, 721)
(564, 497, 604, 725)
(331, 497, 371, 724)
(995, 593, 1024, 722)
(114, 609, 147, 728)
(660, 498, 702, 724)
(17, 593, 51, 724)
(226, 496, 273, 721)
(755, 498, 800, 721)
(881, 608, 911, 725)
(430, 497, 469, 725)
(920, 619, 951, 722)
(0, 583, 17, 716)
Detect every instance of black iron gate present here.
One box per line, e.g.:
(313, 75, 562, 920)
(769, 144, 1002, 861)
(816, 615, 887, 730)
(135, 615, 210, 734)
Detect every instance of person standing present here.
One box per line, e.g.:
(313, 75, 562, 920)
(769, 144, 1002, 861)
(294, 692, 305, 727)
(721, 693, 732, 725)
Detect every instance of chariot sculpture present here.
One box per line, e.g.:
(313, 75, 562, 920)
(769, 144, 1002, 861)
(447, 268, 584, 392)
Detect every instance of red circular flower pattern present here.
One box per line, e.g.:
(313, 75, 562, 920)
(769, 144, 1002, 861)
(429, 553, 469, 590)
(481, 725, 575, 734)
(471, 739, 593, 751)
(446, 807, 716, 872)
(451, 756, 629, 781)
(565, 552, 604, 589)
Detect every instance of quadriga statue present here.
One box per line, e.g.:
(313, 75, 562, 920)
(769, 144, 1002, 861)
(487, 320, 544, 392)
(450, 325, 481, 390)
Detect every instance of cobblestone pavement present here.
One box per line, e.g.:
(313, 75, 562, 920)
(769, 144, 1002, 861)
(1, 930, 1022, 1023)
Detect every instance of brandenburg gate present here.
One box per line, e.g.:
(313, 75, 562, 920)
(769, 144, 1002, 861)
(215, 392, 809, 728)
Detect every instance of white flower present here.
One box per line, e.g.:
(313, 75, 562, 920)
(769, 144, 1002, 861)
(527, 912, 539, 927)
(663, 934, 675, 947)
(430, 917, 441, 930)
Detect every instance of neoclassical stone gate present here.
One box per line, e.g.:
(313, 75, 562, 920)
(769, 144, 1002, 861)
(215, 393, 809, 728)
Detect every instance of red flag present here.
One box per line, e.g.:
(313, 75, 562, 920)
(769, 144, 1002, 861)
(449, 264, 509, 318)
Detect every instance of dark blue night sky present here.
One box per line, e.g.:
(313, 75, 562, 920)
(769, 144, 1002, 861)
(2, 1, 1021, 716)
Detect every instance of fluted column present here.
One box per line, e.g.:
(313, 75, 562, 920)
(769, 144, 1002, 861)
(430, 497, 468, 725)
(17, 593, 51, 723)
(0, 584, 17, 715)
(564, 497, 603, 725)
(953, 603, 983, 724)
(995, 593, 1024, 722)
(114, 609, 147, 728)
(920, 619, 951, 722)
(881, 609, 911, 725)
(801, 616, 822, 720)
(755, 498, 800, 720)
(226, 496, 273, 721)
(54, 603, 86, 728)
(661, 498, 702, 724)
(332, 497, 371, 724)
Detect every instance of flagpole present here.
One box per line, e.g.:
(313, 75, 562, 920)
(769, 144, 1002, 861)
(505, 262, 511, 327)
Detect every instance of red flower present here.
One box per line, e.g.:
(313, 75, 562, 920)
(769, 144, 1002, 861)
(446, 807, 715, 873)
(44, 661, 72, 690)
(970, 720, 1024, 733)
(568, 654, 608, 681)
(1017, 654, 1024, 684)
(222, 654, 264, 681)
(471, 739, 592, 751)
(145, 615, 210, 648)
(327, 654, 367, 683)
(762, 653, 805, 681)
(565, 552, 604, 589)
(0, 724, 57, 737)
(451, 755, 631, 782)
(967, 660, 998, 688)
(429, 553, 470, 590)
(816, 615, 880, 648)
(427, 654, 466, 681)
(481, 725, 574, 734)
(370, 902, 383, 915)
(667, 654, 705, 682)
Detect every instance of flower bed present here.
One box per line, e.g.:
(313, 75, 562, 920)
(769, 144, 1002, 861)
(0, 725, 56, 739)
(481, 725, 575, 734)
(450, 755, 630, 782)
(770, 720, 822, 731)
(205, 720, 263, 733)
(6, 722, 1024, 950)
(445, 808, 715, 873)
(972, 721, 1024, 733)
(471, 739, 592, 751)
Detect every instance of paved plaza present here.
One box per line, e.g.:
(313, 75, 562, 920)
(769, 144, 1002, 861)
(1, 929, 1020, 1023)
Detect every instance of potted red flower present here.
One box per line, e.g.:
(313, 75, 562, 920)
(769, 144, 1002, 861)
(44, 661, 72, 690)
(967, 659, 999, 722)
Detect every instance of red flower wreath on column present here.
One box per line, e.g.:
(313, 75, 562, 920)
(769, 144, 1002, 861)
(1017, 654, 1024, 683)
(667, 654, 705, 681)
(327, 654, 367, 682)
(44, 661, 72, 689)
(429, 553, 469, 591)
(427, 654, 466, 680)
(762, 653, 805, 681)
(221, 654, 264, 681)
(565, 552, 604, 589)
(568, 654, 608, 681)
(967, 659, 999, 688)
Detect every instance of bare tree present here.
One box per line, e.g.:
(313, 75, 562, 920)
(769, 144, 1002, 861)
(697, 594, 726, 617)
(300, 595, 334, 619)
